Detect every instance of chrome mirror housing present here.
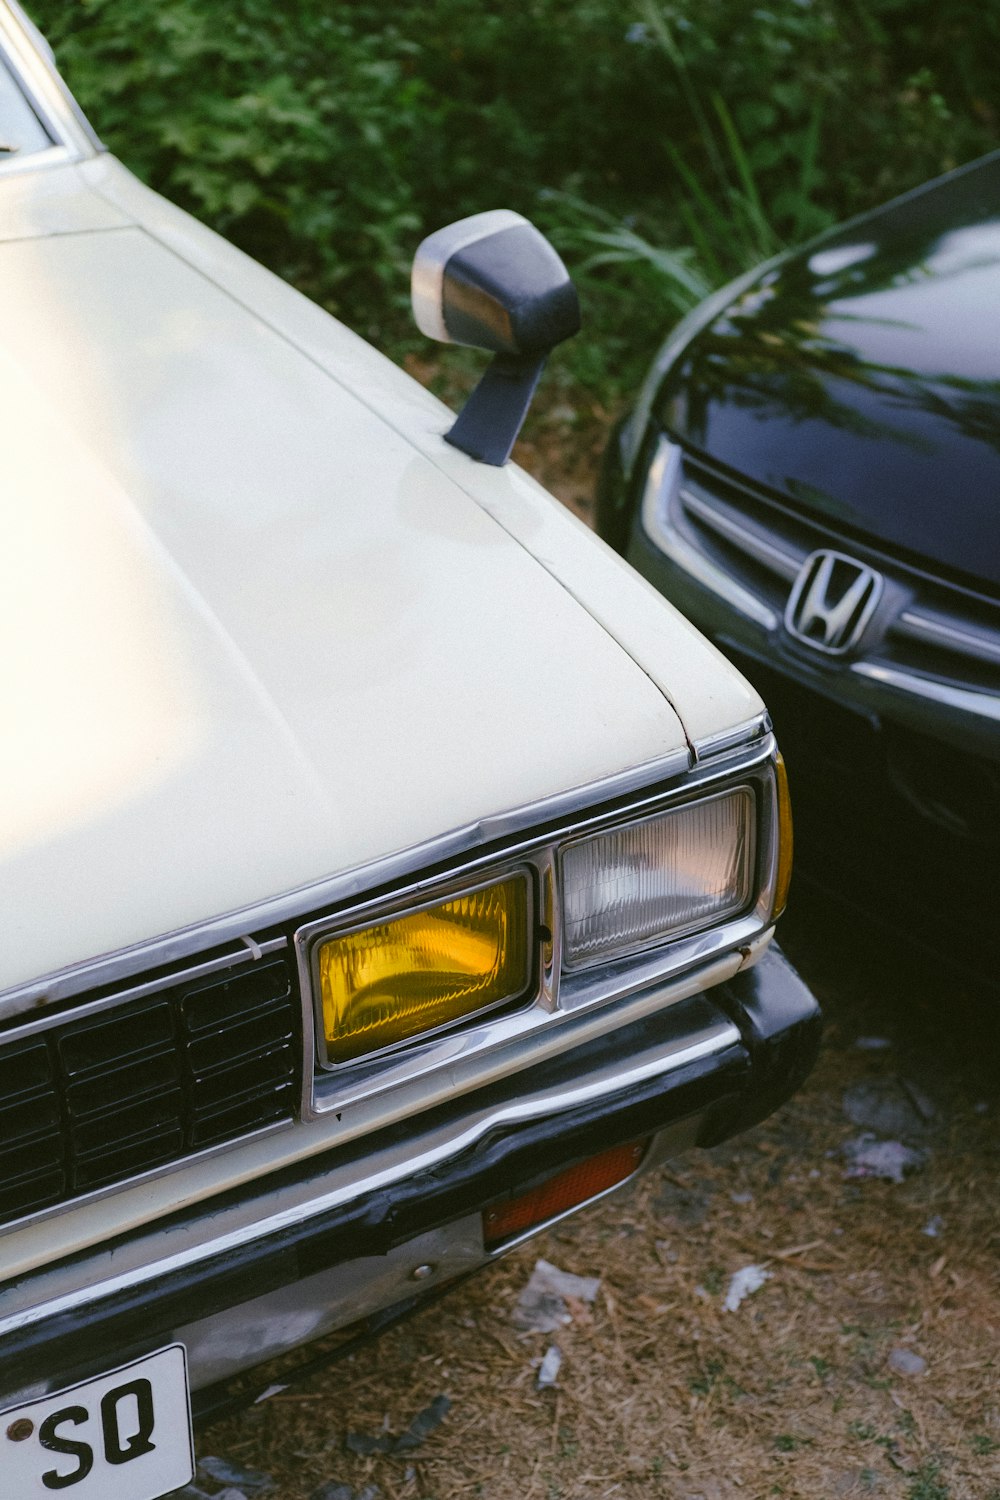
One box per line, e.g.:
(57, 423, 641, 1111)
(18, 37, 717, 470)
(412, 209, 580, 466)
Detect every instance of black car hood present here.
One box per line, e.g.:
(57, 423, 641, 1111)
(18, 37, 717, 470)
(659, 152, 1000, 594)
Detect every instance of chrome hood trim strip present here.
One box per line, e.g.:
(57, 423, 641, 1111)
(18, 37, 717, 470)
(0, 746, 694, 1020)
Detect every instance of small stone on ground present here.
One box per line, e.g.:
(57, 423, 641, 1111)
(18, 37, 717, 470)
(197, 1457, 274, 1493)
(537, 1344, 562, 1388)
(723, 1264, 772, 1312)
(842, 1078, 935, 1139)
(888, 1347, 928, 1376)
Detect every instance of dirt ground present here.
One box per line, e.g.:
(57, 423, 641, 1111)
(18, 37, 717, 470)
(200, 410, 999, 1500)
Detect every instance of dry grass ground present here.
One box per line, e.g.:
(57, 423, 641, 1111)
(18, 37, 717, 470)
(205, 894, 1000, 1500)
(203, 410, 999, 1500)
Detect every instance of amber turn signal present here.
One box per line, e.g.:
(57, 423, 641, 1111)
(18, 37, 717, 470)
(316, 874, 530, 1063)
(482, 1140, 648, 1248)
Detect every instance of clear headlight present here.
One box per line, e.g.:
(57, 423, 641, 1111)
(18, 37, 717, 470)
(560, 787, 755, 967)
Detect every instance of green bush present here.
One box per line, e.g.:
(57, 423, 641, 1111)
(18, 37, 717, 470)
(28, 0, 999, 393)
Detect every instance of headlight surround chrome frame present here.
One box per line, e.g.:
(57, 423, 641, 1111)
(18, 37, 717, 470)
(557, 783, 757, 971)
(301, 864, 539, 1073)
(0, 726, 783, 1242)
(296, 730, 786, 1119)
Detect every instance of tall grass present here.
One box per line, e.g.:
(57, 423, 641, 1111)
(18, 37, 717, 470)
(33, 0, 998, 400)
(578, 0, 828, 299)
(542, 0, 830, 392)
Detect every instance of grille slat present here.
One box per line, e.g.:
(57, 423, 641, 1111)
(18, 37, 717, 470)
(0, 1087, 61, 1141)
(191, 1048, 296, 1111)
(0, 958, 298, 1229)
(0, 1040, 55, 1100)
(187, 1010, 293, 1074)
(0, 1167, 66, 1219)
(65, 1051, 183, 1119)
(190, 1088, 296, 1148)
(72, 1126, 187, 1190)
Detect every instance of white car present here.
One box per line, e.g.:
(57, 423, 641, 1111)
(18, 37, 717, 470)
(0, 4, 818, 1496)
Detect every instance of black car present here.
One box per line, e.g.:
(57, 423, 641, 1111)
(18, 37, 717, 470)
(598, 151, 1000, 983)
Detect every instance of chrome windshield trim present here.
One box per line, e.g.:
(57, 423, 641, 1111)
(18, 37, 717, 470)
(641, 436, 780, 631)
(0, 1006, 740, 1337)
(0, 2, 99, 164)
(895, 606, 1000, 668)
(0, 746, 691, 1021)
(851, 660, 1000, 721)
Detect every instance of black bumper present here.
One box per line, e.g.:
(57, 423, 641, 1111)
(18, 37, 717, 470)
(0, 947, 819, 1404)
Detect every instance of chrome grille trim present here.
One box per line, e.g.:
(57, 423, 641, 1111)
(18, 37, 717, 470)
(894, 607, 1000, 668)
(640, 440, 779, 629)
(680, 485, 801, 580)
(644, 434, 1000, 696)
(851, 660, 1000, 721)
(0, 939, 288, 1049)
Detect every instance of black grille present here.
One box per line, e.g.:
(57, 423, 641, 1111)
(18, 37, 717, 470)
(0, 960, 298, 1228)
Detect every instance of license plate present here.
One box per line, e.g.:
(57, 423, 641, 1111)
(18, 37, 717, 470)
(0, 1345, 194, 1499)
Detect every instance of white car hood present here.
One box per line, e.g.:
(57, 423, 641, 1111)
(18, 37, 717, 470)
(0, 195, 695, 993)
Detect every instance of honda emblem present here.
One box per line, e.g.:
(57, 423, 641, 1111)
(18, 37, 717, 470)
(785, 550, 883, 655)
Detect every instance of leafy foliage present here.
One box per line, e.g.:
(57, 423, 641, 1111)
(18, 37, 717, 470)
(28, 0, 999, 392)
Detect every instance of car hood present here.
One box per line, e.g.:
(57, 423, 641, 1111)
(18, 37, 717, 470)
(659, 151, 1000, 594)
(0, 199, 697, 994)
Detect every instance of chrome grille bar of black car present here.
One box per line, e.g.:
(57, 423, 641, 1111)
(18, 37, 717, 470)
(655, 437, 1000, 695)
(893, 605, 1000, 669)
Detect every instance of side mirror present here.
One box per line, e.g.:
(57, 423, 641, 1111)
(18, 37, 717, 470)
(412, 210, 580, 466)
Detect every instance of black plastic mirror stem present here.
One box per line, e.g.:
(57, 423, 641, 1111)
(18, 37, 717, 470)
(445, 352, 546, 466)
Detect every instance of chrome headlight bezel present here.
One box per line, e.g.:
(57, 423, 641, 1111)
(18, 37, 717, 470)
(558, 783, 757, 971)
(296, 731, 788, 1119)
(300, 863, 538, 1073)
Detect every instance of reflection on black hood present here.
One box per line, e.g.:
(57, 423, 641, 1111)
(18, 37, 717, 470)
(658, 151, 1000, 594)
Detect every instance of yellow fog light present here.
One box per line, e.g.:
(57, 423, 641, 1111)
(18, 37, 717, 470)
(316, 875, 531, 1064)
(773, 752, 794, 918)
